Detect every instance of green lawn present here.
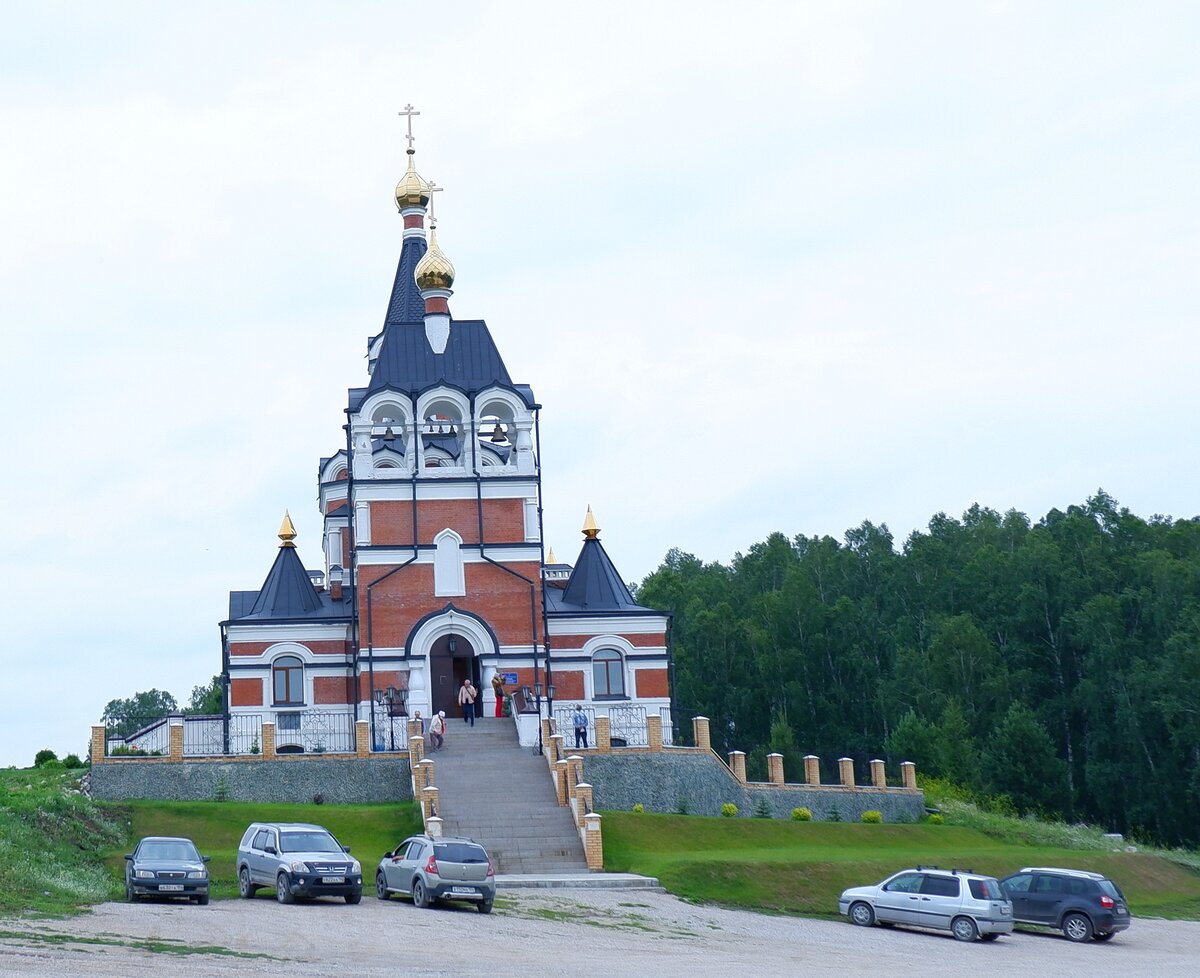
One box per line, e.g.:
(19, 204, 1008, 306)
(107, 799, 424, 900)
(600, 812, 1200, 920)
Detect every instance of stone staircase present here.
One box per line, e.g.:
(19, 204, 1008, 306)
(429, 716, 588, 874)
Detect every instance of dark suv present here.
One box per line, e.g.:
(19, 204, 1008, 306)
(1000, 867, 1131, 942)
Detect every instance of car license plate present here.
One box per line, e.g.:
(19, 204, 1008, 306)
(322, 876, 345, 884)
(158, 884, 184, 892)
(452, 886, 477, 894)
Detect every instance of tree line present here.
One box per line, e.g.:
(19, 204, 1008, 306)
(638, 492, 1200, 846)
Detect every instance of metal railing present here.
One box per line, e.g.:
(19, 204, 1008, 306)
(273, 710, 356, 754)
(659, 705, 674, 745)
(104, 716, 171, 756)
(607, 704, 648, 747)
(370, 705, 410, 752)
(554, 706, 595, 749)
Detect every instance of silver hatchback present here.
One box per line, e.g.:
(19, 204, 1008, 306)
(376, 834, 496, 913)
(839, 867, 1014, 941)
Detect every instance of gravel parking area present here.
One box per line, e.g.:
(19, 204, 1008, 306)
(1, 890, 1198, 977)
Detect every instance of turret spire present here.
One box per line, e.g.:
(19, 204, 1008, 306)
(277, 510, 297, 548)
(582, 506, 600, 540)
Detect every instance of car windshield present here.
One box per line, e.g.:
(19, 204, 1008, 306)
(1098, 879, 1126, 901)
(280, 831, 341, 853)
(139, 841, 200, 861)
(969, 878, 1004, 900)
(434, 843, 488, 863)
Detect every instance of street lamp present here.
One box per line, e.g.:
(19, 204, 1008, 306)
(529, 682, 557, 755)
(373, 686, 407, 751)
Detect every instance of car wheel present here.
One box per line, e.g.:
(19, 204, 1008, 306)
(238, 867, 255, 899)
(412, 878, 430, 909)
(196, 894, 210, 906)
(1092, 931, 1116, 942)
(477, 898, 494, 914)
(276, 872, 295, 905)
(345, 890, 362, 905)
(849, 902, 875, 927)
(980, 933, 999, 942)
(125, 882, 137, 903)
(1063, 913, 1093, 943)
(952, 916, 979, 942)
(376, 873, 390, 900)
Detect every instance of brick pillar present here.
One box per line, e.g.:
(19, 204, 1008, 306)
(804, 755, 820, 785)
(410, 735, 425, 766)
(426, 816, 443, 839)
(575, 782, 594, 825)
(541, 717, 553, 750)
(901, 761, 917, 789)
(422, 785, 440, 820)
(838, 757, 855, 788)
(595, 716, 612, 753)
(870, 759, 887, 788)
(555, 759, 569, 805)
(647, 714, 663, 751)
(407, 717, 423, 741)
(692, 716, 711, 751)
(583, 813, 603, 870)
(261, 722, 276, 759)
(549, 734, 564, 765)
(90, 725, 107, 764)
(168, 719, 184, 761)
(419, 758, 435, 788)
(355, 721, 370, 758)
(767, 753, 784, 784)
(728, 750, 747, 783)
(567, 755, 584, 798)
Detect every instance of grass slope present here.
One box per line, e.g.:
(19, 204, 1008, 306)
(601, 813, 1200, 920)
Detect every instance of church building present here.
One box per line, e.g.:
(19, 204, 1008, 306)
(218, 116, 672, 752)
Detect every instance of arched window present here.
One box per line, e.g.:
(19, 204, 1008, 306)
(434, 529, 465, 597)
(272, 655, 304, 705)
(592, 649, 626, 699)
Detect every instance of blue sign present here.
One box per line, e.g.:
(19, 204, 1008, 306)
(500, 672, 518, 686)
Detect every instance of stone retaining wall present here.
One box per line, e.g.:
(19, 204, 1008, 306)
(583, 752, 924, 821)
(89, 756, 413, 804)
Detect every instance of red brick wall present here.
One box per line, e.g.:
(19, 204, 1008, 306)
(549, 669, 585, 700)
(550, 632, 666, 650)
(357, 670, 408, 702)
(371, 498, 526, 546)
(634, 669, 671, 698)
(229, 640, 349, 657)
(358, 562, 543, 649)
(313, 676, 354, 705)
(230, 678, 263, 706)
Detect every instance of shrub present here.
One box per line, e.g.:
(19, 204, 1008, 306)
(861, 810, 883, 824)
(753, 797, 772, 818)
(720, 803, 738, 818)
(34, 749, 58, 767)
(632, 803, 644, 814)
(674, 797, 690, 815)
(791, 807, 812, 821)
(62, 754, 85, 769)
(929, 813, 944, 825)
(828, 803, 842, 822)
(38, 759, 64, 770)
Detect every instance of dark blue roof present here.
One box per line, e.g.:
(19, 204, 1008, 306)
(366, 319, 531, 399)
(383, 234, 428, 326)
(546, 538, 659, 615)
(224, 545, 352, 624)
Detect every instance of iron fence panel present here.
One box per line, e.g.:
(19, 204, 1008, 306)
(370, 705, 410, 752)
(273, 710, 356, 754)
(659, 705, 674, 745)
(105, 716, 170, 756)
(553, 706, 595, 750)
(606, 704, 647, 747)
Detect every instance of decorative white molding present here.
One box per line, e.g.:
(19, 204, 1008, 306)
(433, 528, 466, 597)
(355, 546, 542, 566)
(226, 623, 351, 643)
(546, 616, 669, 635)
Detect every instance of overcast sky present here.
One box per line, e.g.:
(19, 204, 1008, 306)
(2, 2, 1197, 767)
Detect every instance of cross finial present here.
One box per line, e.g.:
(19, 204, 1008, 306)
(399, 103, 421, 151)
(426, 179, 445, 225)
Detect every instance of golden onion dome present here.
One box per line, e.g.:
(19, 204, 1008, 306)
(394, 152, 430, 210)
(415, 227, 455, 290)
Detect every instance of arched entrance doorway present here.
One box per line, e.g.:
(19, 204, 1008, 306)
(428, 632, 480, 717)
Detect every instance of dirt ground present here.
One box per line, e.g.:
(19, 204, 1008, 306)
(1, 889, 1198, 977)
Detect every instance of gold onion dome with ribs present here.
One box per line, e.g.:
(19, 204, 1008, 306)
(415, 227, 455, 290)
(394, 152, 431, 210)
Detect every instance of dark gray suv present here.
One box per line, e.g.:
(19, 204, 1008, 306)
(237, 822, 363, 904)
(1000, 867, 1132, 942)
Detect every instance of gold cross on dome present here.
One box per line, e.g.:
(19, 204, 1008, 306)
(426, 179, 444, 224)
(399, 103, 421, 150)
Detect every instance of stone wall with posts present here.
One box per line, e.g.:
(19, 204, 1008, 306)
(88, 756, 413, 804)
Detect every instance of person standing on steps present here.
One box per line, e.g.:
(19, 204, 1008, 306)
(458, 678, 477, 726)
(428, 710, 446, 751)
(491, 671, 505, 718)
(572, 704, 589, 749)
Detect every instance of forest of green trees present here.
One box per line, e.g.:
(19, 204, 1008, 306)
(638, 492, 1200, 847)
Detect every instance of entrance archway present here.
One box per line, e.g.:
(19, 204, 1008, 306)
(428, 632, 480, 717)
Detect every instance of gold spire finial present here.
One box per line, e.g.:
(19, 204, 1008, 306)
(278, 510, 297, 548)
(398, 103, 421, 152)
(582, 505, 600, 540)
(394, 105, 431, 210)
(547, 547, 558, 564)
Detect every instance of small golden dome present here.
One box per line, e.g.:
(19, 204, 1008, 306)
(394, 152, 430, 210)
(415, 227, 455, 290)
